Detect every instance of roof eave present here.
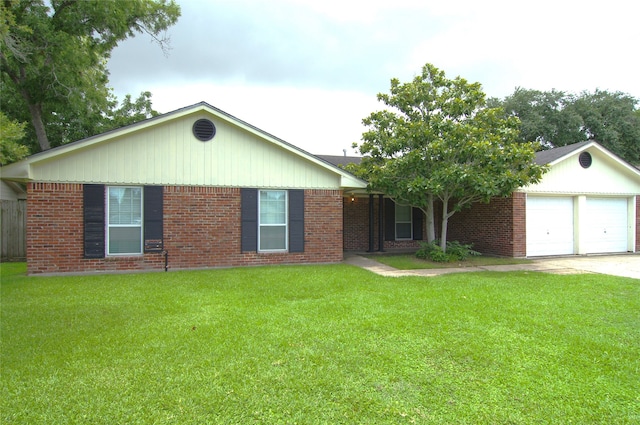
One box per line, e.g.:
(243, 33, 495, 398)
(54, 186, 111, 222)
(340, 174, 368, 190)
(0, 161, 31, 182)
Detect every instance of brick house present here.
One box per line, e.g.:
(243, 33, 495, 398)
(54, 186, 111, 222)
(1, 103, 367, 274)
(3, 103, 639, 275)
(324, 141, 640, 257)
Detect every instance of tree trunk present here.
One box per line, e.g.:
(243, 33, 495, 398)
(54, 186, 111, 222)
(440, 197, 450, 252)
(425, 193, 436, 243)
(2, 61, 51, 151)
(26, 102, 50, 151)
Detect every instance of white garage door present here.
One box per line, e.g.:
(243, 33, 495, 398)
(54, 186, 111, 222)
(585, 197, 628, 254)
(526, 197, 574, 256)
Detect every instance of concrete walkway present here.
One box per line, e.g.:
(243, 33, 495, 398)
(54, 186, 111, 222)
(344, 253, 640, 279)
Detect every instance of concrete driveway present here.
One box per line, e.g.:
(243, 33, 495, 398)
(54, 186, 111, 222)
(532, 254, 640, 279)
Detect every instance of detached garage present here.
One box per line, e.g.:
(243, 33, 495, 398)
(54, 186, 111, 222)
(523, 141, 640, 257)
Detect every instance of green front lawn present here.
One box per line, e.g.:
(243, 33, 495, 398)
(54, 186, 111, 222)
(366, 253, 533, 270)
(2, 263, 639, 424)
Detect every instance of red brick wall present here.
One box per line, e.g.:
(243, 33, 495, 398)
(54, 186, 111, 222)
(164, 187, 344, 268)
(446, 193, 526, 257)
(27, 183, 82, 274)
(511, 193, 527, 257)
(343, 196, 374, 251)
(303, 189, 344, 262)
(26, 183, 343, 274)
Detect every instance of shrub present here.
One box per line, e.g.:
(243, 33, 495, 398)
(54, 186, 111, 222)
(416, 240, 481, 262)
(445, 240, 481, 260)
(416, 242, 446, 262)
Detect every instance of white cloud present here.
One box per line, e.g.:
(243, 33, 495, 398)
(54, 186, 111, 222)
(108, 0, 640, 156)
(144, 82, 381, 155)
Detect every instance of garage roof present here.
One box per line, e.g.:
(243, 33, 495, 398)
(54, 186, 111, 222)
(535, 141, 592, 165)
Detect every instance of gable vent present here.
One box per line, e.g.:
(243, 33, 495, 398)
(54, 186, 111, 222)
(193, 119, 216, 141)
(579, 151, 592, 168)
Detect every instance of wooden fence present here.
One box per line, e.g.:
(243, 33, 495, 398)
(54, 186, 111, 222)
(1, 200, 26, 261)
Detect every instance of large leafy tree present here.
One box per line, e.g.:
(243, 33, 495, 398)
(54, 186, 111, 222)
(353, 64, 546, 251)
(487, 88, 583, 148)
(571, 90, 640, 164)
(0, 111, 28, 165)
(0, 0, 180, 153)
(490, 88, 640, 164)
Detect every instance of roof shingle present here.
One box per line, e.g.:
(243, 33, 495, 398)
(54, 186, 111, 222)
(535, 140, 592, 165)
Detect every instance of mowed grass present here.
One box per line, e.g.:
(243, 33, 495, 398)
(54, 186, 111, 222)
(1, 263, 639, 424)
(366, 254, 533, 270)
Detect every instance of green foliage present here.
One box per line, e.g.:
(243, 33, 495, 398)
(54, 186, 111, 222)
(0, 0, 180, 151)
(417, 242, 450, 262)
(572, 90, 640, 164)
(416, 240, 480, 262)
(354, 63, 547, 250)
(0, 111, 28, 164)
(2, 263, 639, 423)
(487, 88, 584, 148)
(107, 91, 160, 129)
(444, 240, 481, 260)
(490, 88, 640, 164)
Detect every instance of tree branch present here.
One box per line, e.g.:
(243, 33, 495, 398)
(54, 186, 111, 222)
(52, 0, 78, 20)
(0, 50, 22, 84)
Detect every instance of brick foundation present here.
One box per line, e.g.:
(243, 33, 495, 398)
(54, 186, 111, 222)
(26, 183, 343, 274)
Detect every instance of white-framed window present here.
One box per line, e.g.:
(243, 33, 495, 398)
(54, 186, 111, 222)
(259, 190, 288, 251)
(395, 204, 413, 240)
(107, 186, 143, 255)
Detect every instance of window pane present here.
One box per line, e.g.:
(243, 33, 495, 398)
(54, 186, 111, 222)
(260, 226, 286, 250)
(260, 190, 286, 224)
(107, 187, 142, 255)
(109, 227, 142, 254)
(258, 190, 287, 250)
(109, 187, 142, 225)
(395, 204, 412, 239)
(396, 223, 412, 239)
(396, 205, 412, 221)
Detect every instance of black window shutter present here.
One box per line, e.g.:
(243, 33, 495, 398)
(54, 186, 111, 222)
(241, 188, 258, 252)
(84, 184, 105, 258)
(412, 207, 423, 240)
(384, 198, 395, 241)
(288, 189, 304, 253)
(144, 186, 163, 252)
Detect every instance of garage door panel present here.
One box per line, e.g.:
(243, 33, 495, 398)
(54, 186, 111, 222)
(526, 197, 574, 256)
(585, 197, 628, 254)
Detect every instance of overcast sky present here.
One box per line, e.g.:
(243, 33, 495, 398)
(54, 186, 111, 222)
(107, 0, 640, 156)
